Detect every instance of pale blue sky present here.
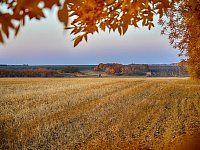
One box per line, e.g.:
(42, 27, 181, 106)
(0, 8, 180, 65)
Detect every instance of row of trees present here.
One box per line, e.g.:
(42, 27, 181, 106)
(0, 66, 81, 77)
(0, 68, 57, 77)
(61, 66, 80, 73)
(94, 63, 123, 74)
(94, 63, 188, 76)
(94, 63, 149, 75)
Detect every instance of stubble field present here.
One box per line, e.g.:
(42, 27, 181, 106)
(0, 78, 200, 149)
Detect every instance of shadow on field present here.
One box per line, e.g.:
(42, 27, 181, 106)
(170, 131, 200, 150)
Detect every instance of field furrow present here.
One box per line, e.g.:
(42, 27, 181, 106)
(0, 78, 199, 150)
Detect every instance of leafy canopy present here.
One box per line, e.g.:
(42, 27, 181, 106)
(160, 0, 200, 79)
(0, 0, 177, 46)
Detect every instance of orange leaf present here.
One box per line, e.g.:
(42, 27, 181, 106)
(122, 25, 128, 35)
(118, 27, 122, 35)
(58, 6, 69, 26)
(15, 25, 20, 37)
(0, 31, 4, 44)
(74, 35, 83, 47)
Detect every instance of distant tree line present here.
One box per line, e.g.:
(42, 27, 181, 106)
(94, 63, 188, 77)
(0, 65, 89, 71)
(0, 63, 188, 77)
(61, 66, 80, 73)
(0, 68, 58, 77)
(0, 66, 80, 77)
(94, 63, 149, 76)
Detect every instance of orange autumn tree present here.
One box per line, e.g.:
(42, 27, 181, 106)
(0, 0, 199, 79)
(160, 0, 200, 79)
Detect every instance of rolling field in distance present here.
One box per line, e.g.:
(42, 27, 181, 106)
(0, 78, 200, 149)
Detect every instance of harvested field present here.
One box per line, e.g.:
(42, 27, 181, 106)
(0, 78, 200, 149)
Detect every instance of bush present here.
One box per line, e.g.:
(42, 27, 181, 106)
(62, 66, 80, 73)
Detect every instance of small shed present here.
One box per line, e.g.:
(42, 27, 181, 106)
(146, 72, 152, 77)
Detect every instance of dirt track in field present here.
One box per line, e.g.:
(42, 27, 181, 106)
(0, 78, 199, 149)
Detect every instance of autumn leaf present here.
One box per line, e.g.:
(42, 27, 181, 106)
(148, 22, 154, 30)
(58, 5, 69, 26)
(122, 25, 128, 35)
(0, 31, 4, 44)
(2, 25, 9, 38)
(118, 27, 122, 35)
(15, 25, 21, 37)
(43, 0, 60, 8)
(74, 35, 83, 47)
(84, 34, 88, 42)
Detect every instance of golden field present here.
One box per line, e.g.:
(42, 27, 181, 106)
(0, 78, 200, 150)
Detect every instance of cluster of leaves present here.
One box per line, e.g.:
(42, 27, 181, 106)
(68, 0, 176, 46)
(185, 0, 200, 79)
(0, 0, 176, 46)
(0, 0, 63, 43)
(160, 0, 200, 79)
